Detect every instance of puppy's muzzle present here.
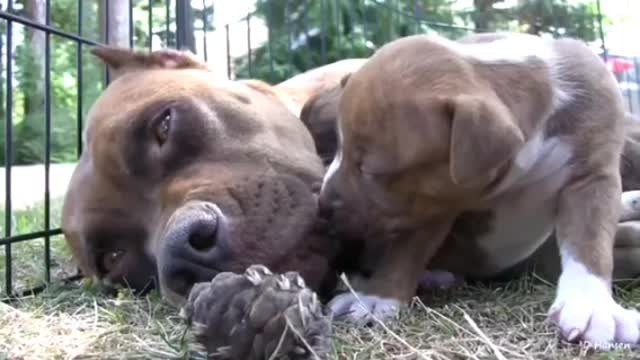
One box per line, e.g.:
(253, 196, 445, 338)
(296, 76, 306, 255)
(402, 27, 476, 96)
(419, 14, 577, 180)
(318, 186, 343, 220)
(159, 201, 229, 301)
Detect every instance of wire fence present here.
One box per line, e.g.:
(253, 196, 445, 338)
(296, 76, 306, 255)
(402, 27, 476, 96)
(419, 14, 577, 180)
(0, 0, 635, 299)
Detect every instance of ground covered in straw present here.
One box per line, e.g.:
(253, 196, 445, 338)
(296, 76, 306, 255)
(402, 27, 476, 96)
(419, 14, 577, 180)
(1, 180, 638, 358)
(2, 275, 639, 359)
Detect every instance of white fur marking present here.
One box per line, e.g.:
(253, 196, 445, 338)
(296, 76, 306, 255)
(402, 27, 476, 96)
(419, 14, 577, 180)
(487, 134, 573, 195)
(321, 126, 343, 192)
(477, 136, 573, 272)
(456, 36, 552, 64)
(328, 292, 401, 324)
(549, 251, 640, 344)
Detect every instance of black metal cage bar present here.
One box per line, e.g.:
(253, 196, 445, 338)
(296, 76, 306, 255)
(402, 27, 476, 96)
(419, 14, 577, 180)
(0, 0, 633, 300)
(4, 0, 14, 297)
(0, 1, 203, 298)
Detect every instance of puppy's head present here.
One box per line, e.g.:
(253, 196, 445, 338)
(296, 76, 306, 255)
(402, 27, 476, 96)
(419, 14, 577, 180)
(62, 47, 332, 305)
(319, 35, 524, 238)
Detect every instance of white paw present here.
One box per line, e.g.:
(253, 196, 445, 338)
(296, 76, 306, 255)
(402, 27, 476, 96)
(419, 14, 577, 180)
(620, 190, 640, 222)
(549, 257, 640, 344)
(328, 292, 401, 324)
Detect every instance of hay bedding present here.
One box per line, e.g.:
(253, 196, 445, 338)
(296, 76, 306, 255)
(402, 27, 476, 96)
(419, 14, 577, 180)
(2, 271, 639, 359)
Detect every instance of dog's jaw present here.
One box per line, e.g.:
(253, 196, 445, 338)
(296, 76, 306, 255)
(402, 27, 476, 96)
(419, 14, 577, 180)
(549, 251, 640, 344)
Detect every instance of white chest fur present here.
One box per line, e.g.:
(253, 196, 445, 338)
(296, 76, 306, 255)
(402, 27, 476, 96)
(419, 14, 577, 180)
(477, 134, 573, 272)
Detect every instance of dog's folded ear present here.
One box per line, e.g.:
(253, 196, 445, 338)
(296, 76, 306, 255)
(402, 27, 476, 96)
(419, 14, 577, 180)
(448, 95, 524, 186)
(90, 46, 209, 80)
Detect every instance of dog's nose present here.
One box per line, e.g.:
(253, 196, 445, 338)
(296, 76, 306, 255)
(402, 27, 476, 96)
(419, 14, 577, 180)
(159, 202, 227, 298)
(172, 210, 220, 253)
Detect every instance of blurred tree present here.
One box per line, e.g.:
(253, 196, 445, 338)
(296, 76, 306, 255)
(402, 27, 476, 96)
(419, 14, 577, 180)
(235, 0, 464, 83)
(15, 0, 47, 164)
(514, 0, 598, 40)
(0, 0, 604, 165)
(100, 0, 131, 48)
(234, 0, 602, 84)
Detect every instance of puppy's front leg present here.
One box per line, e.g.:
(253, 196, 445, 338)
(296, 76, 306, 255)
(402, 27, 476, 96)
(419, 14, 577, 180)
(329, 222, 451, 324)
(550, 173, 640, 344)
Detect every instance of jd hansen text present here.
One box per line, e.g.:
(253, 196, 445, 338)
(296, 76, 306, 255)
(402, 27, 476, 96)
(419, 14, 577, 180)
(581, 341, 632, 351)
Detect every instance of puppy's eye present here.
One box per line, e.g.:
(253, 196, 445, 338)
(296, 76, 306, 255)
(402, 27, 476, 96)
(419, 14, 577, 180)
(360, 166, 373, 179)
(100, 250, 125, 273)
(154, 108, 172, 145)
(359, 164, 375, 179)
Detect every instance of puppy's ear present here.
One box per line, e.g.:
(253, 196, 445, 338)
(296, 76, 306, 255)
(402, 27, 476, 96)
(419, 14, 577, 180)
(340, 73, 352, 88)
(90, 46, 208, 80)
(448, 95, 524, 186)
(299, 91, 320, 126)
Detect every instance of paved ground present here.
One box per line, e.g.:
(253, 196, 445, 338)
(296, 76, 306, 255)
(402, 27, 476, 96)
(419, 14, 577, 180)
(0, 163, 77, 210)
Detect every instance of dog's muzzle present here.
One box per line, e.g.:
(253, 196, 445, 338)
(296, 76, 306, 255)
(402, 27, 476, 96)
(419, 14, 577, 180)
(158, 201, 230, 304)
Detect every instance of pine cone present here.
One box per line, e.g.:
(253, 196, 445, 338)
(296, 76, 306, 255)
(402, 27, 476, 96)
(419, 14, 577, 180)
(181, 265, 333, 359)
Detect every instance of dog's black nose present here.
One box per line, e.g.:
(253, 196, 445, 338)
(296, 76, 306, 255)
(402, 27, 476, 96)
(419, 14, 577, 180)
(171, 211, 219, 253)
(159, 203, 227, 298)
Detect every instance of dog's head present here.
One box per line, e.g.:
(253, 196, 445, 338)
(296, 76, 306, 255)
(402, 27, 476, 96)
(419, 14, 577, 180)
(62, 47, 332, 305)
(319, 35, 525, 238)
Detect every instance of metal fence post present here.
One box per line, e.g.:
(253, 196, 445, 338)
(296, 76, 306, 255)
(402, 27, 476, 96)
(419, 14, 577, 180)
(176, 0, 195, 52)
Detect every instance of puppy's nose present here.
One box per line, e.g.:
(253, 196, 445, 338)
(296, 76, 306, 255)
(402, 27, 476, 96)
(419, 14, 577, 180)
(318, 198, 334, 219)
(317, 189, 343, 220)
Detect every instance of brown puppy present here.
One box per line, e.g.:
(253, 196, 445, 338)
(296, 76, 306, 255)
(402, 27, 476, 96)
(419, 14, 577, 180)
(62, 47, 353, 305)
(319, 32, 639, 345)
(302, 80, 640, 285)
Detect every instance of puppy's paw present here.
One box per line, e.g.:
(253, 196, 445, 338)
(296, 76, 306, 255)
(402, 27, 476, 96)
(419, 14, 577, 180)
(328, 292, 401, 324)
(418, 270, 465, 290)
(620, 190, 640, 222)
(549, 295, 640, 344)
(549, 259, 640, 345)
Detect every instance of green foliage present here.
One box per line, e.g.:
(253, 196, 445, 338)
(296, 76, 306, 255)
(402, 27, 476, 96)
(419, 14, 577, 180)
(235, 0, 604, 84)
(0, 1, 606, 165)
(235, 0, 467, 83)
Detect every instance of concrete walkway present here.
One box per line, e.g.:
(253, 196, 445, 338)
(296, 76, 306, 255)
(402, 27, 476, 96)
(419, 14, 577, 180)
(0, 163, 77, 210)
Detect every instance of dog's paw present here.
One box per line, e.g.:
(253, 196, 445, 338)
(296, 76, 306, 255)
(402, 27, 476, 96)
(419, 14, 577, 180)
(328, 292, 401, 324)
(549, 259, 640, 344)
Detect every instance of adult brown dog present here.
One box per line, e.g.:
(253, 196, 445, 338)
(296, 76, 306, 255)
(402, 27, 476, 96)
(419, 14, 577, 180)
(61, 47, 361, 305)
(319, 32, 640, 345)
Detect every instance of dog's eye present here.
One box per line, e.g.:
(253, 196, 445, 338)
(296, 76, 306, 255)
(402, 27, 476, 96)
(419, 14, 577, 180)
(154, 108, 172, 145)
(100, 250, 125, 273)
